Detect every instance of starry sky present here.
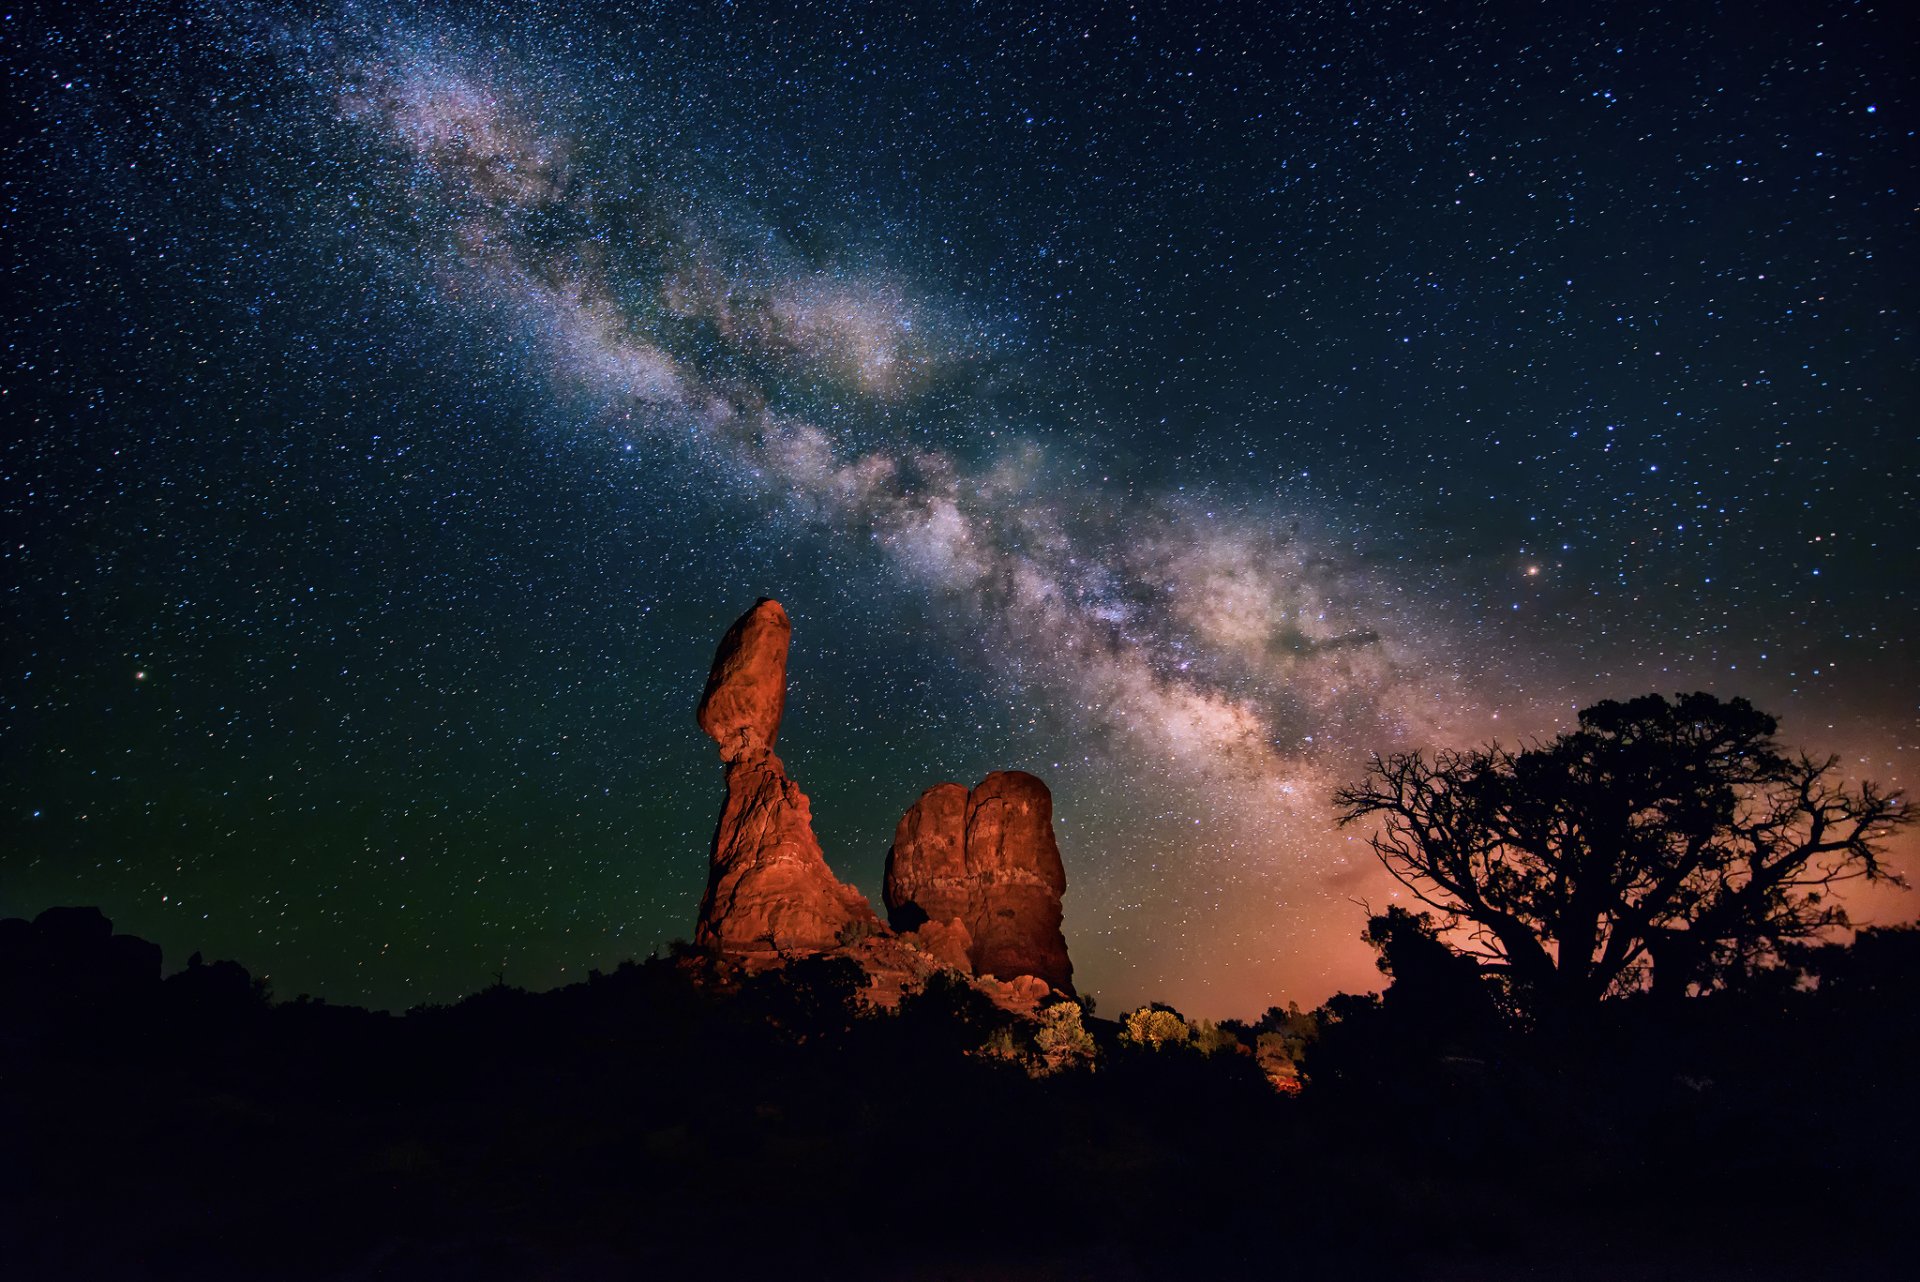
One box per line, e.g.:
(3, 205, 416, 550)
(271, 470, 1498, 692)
(4, 0, 1915, 1017)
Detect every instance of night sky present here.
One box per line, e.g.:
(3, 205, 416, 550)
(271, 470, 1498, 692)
(4, 0, 1914, 1017)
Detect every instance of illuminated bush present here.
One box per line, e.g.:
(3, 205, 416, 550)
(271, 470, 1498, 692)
(1189, 1019, 1245, 1058)
(976, 1026, 1023, 1063)
(1033, 1000, 1096, 1073)
(1122, 1004, 1190, 1050)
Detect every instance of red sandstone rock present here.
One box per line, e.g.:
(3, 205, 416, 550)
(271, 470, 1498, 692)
(901, 917, 974, 972)
(697, 598, 790, 762)
(881, 782, 970, 929)
(838, 932, 951, 1010)
(985, 973, 1054, 1018)
(697, 752, 880, 954)
(686, 599, 1074, 1011)
(883, 770, 1073, 992)
(695, 600, 880, 954)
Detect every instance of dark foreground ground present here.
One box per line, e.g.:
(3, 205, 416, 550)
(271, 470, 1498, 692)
(3, 910, 1914, 1280)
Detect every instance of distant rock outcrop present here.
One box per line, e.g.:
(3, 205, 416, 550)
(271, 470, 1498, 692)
(0, 907, 163, 1014)
(884, 771, 1073, 993)
(695, 599, 882, 955)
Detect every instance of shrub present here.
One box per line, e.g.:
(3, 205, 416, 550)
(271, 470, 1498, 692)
(1190, 1019, 1246, 1058)
(1033, 1000, 1097, 1073)
(1122, 1004, 1190, 1050)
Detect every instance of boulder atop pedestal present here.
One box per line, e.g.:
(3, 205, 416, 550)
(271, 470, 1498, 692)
(697, 597, 791, 762)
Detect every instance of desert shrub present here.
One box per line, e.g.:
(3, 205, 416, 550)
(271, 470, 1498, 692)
(1033, 1000, 1097, 1073)
(977, 1025, 1023, 1063)
(1190, 1019, 1246, 1058)
(1122, 1004, 1190, 1050)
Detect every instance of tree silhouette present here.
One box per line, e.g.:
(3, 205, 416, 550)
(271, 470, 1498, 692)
(1333, 693, 1909, 1024)
(1362, 906, 1506, 1037)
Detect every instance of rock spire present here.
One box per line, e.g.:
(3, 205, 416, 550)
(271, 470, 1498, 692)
(694, 599, 880, 954)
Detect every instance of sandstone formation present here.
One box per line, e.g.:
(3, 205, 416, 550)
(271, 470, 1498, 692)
(883, 771, 1073, 993)
(902, 917, 973, 972)
(688, 598, 1074, 1011)
(697, 598, 791, 761)
(695, 599, 881, 954)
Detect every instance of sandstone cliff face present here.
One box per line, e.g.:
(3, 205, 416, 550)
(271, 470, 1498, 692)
(695, 599, 880, 954)
(883, 771, 1072, 992)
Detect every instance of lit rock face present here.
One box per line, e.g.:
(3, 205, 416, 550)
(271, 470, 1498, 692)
(883, 771, 1072, 992)
(900, 917, 974, 973)
(695, 599, 881, 954)
(688, 598, 1072, 1005)
(696, 598, 792, 762)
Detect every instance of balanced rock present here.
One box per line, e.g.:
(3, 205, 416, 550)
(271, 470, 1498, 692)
(695, 599, 881, 954)
(883, 771, 1072, 992)
(697, 598, 792, 761)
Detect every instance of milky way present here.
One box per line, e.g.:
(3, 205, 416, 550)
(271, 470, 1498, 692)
(4, 1, 1913, 1014)
(323, 21, 1480, 983)
(350, 41, 1444, 757)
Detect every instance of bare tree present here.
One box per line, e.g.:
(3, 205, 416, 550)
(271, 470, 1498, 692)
(1333, 693, 1909, 1023)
